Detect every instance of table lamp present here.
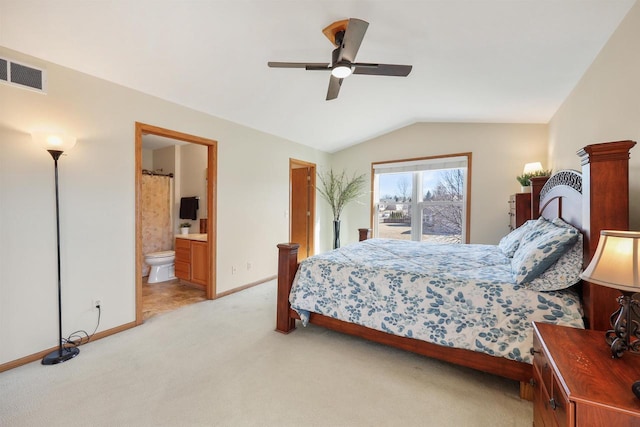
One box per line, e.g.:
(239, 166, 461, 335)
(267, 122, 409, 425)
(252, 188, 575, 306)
(580, 230, 640, 358)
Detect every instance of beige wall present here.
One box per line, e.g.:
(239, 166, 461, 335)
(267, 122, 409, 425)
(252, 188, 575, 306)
(330, 122, 548, 246)
(549, 2, 640, 229)
(0, 46, 329, 364)
(141, 148, 154, 170)
(152, 145, 177, 176)
(179, 143, 208, 226)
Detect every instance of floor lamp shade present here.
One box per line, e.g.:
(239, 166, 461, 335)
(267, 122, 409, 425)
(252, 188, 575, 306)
(33, 131, 80, 365)
(32, 132, 77, 153)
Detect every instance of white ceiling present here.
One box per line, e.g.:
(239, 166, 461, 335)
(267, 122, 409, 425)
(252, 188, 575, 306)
(0, 1, 635, 152)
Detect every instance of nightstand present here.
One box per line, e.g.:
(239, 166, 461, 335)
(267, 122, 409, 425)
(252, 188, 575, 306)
(532, 322, 640, 426)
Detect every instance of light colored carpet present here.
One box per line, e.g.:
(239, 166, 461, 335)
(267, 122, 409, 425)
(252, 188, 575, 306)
(0, 280, 532, 426)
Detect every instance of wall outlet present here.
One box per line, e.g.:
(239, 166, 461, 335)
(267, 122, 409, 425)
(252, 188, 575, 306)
(92, 298, 102, 309)
(231, 266, 237, 275)
(246, 262, 252, 270)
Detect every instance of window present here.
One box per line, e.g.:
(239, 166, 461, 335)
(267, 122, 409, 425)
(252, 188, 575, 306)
(372, 154, 471, 243)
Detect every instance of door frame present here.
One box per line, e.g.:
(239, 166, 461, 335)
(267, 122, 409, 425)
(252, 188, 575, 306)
(289, 159, 316, 260)
(135, 122, 217, 325)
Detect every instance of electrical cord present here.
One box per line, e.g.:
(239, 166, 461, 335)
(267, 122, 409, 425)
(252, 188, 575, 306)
(62, 305, 101, 349)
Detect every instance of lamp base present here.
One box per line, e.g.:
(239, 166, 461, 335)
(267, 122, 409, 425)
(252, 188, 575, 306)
(606, 292, 640, 358)
(42, 346, 79, 365)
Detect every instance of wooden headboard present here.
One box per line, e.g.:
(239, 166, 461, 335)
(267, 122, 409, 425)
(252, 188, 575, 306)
(536, 170, 582, 229)
(531, 140, 636, 331)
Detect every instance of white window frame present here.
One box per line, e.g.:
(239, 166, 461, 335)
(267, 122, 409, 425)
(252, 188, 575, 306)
(371, 153, 471, 243)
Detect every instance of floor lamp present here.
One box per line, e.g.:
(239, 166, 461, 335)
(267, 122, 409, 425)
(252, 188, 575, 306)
(33, 132, 80, 365)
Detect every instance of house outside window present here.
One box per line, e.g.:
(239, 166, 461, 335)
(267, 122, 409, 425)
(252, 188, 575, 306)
(371, 153, 471, 243)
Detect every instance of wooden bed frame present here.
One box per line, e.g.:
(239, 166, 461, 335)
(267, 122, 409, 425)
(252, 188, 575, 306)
(276, 140, 635, 399)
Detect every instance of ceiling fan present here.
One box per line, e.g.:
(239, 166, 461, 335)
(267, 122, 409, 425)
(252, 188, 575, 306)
(268, 18, 413, 100)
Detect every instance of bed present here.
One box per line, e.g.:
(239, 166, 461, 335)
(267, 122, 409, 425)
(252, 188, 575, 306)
(276, 140, 635, 399)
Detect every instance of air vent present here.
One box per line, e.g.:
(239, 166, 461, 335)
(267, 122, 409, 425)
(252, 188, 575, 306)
(0, 57, 46, 93)
(0, 58, 7, 81)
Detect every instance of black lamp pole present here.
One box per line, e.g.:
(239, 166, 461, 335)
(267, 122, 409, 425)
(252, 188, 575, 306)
(42, 149, 79, 365)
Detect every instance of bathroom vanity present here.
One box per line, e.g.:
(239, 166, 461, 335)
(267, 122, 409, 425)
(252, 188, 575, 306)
(175, 234, 208, 287)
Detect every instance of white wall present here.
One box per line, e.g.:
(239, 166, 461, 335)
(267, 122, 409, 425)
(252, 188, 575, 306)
(152, 146, 177, 176)
(330, 123, 548, 246)
(141, 148, 154, 170)
(179, 144, 208, 228)
(548, 1, 640, 230)
(0, 46, 329, 365)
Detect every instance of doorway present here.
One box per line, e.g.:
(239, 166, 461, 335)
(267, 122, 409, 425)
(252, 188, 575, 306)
(290, 159, 316, 262)
(135, 122, 217, 325)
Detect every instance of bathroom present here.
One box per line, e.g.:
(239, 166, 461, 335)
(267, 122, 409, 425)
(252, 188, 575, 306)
(141, 135, 208, 319)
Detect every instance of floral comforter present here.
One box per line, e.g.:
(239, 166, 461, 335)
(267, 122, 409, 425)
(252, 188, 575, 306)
(289, 238, 584, 364)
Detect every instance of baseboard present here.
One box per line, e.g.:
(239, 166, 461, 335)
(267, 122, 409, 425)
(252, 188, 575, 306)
(0, 321, 137, 373)
(215, 275, 277, 298)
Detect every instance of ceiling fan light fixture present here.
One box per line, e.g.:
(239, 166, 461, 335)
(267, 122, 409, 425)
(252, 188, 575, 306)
(331, 64, 352, 78)
(267, 18, 412, 99)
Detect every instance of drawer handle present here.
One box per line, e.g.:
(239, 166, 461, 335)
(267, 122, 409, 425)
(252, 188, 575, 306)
(549, 398, 558, 410)
(530, 348, 540, 356)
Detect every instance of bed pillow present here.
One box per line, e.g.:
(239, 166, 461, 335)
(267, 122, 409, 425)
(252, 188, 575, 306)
(511, 217, 579, 284)
(498, 220, 535, 258)
(551, 217, 578, 231)
(525, 233, 583, 291)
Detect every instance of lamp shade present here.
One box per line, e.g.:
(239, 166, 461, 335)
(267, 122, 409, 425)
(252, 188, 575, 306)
(580, 230, 640, 292)
(523, 162, 543, 174)
(32, 132, 77, 153)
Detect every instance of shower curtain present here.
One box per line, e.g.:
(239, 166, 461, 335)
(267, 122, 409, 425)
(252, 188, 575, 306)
(141, 174, 173, 276)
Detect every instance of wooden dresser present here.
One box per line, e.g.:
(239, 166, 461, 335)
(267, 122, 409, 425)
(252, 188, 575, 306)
(532, 322, 640, 426)
(508, 193, 531, 230)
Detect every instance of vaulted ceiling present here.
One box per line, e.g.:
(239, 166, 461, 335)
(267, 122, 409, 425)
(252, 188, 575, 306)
(0, 1, 635, 152)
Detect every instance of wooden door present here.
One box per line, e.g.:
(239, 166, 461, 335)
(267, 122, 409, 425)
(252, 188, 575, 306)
(290, 161, 315, 262)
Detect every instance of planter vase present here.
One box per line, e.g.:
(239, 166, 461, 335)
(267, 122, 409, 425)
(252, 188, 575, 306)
(180, 227, 190, 235)
(333, 220, 341, 249)
(520, 185, 531, 193)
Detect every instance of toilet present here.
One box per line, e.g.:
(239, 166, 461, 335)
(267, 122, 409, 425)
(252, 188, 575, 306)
(144, 250, 176, 283)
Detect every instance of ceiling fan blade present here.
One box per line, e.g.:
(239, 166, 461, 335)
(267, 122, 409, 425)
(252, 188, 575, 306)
(268, 62, 329, 69)
(339, 18, 369, 63)
(305, 65, 331, 71)
(326, 75, 343, 100)
(352, 63, 413, 77)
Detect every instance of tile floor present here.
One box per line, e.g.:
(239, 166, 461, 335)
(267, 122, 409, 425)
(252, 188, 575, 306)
(142, 277, 207, 321)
